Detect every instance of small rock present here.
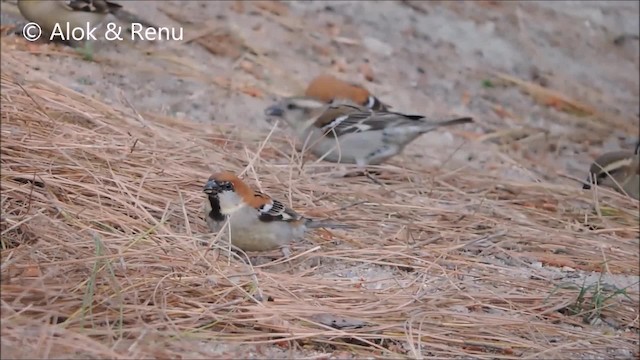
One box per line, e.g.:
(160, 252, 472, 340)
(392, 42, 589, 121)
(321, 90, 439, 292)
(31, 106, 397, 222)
(449, 305, 470, 314)
(614, 348, 632, 358)
(363, 37, 393, 57)
(308, 313, 368, 329)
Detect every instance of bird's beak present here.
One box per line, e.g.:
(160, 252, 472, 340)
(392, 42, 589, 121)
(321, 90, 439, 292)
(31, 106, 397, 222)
(264, 105, 284, 117)
(203, 180, 219, 194)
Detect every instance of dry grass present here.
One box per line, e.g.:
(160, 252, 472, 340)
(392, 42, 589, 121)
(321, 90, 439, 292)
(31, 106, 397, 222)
(1, 49, 639, 359)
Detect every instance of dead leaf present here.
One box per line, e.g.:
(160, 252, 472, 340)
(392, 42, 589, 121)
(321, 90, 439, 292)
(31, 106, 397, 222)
(399, 0, 428, 14)
(212, 76, 231, 89)
(229, 1, 245, 13)
(239, 60, 262, 79)
(461, 91, 471, 106)
(312, 43, 332, 57)
(255, 1, 289, 16)
(326, 22, 341, 37)
(477, 0, 501, 7)
(197, 31, 247, 60)
(402, 27, 417, 38)
(274, 340, 290, 349)
(315, 228, 335, 241)
(1, 24, 16, 35)
(359, 63, 375, 82)
(258, 147, 280, 159)
(239, 86, 263, 98)
(22, 264, 42, 277)
(331, 58, 348, 73)
(150, 348, 174, 360)
(535, 254, 577, 269)
(239, 60, 254, 72)
(491, 105, 514, 119)
(454, 130, 483, 141)
(332, 37, 360, 46)
(331, 351, 355, 360)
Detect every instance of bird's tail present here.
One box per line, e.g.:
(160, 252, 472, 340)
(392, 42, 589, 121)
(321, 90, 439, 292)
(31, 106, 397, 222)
(412, 116, 473, 134)
(431, 116, 474, 128)
(110, 9, 158, 30)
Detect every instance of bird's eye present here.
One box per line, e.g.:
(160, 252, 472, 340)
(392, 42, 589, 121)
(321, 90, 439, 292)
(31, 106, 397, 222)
(286, 103, 296, 110)
(222, 182, 233, 191)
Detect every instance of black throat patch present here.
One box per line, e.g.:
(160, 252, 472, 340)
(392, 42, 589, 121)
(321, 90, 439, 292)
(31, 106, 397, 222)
(207, 195, 226, 222)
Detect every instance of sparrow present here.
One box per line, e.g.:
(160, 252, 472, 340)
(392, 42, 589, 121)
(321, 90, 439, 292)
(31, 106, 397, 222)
(264, 96, 473, 166)
(583, 142, 639, 200)
(203, 171, 351, 257)
(16, 0, 157, 47)
(304, 74, 390, 111)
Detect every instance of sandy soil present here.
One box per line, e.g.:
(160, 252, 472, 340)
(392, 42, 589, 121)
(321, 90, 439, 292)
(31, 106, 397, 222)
(1, 0, 638, 358)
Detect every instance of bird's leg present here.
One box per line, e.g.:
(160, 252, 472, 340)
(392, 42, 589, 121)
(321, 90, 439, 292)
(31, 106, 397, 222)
(339, 167, 383, 184)
(279, 246, 296, 271)
(332, 162, 383, 184)
(363, 168, 385, 186)
(328, 164, 355, 179)
(280, 246, 291, 258)
(353, 159, 384, 185)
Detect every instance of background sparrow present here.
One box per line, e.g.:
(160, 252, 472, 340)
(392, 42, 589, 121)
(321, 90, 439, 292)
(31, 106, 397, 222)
(264, 96, 473, 166)
(583, 142, 639, 199)
(17, 0, 156, 47)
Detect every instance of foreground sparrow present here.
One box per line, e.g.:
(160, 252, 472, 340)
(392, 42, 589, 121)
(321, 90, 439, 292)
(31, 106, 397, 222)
(17, 0, 156, 47)
(264, 96, 473, 166)
(203, 171, 351, 257)
(583, 143, 639, 200)
(304, 74, 389, 111)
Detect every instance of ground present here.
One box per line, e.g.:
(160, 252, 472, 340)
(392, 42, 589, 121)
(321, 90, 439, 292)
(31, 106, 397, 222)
(0, 1, 638, 359)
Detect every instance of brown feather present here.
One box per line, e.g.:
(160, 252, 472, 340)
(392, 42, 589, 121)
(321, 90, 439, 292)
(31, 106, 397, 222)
(305, 74, 388, 111)
(208, 171, 255, 203)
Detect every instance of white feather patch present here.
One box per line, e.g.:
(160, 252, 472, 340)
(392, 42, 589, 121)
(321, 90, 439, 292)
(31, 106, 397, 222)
(601, 158, 633, 173)
(279, 212, 296, 221)
(259, 202, 273, 213)
(321, 115, 349, 133)
(292, 98, 326, 109)
(366, 96, 375, 108)
(353, 123, 373, 132)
